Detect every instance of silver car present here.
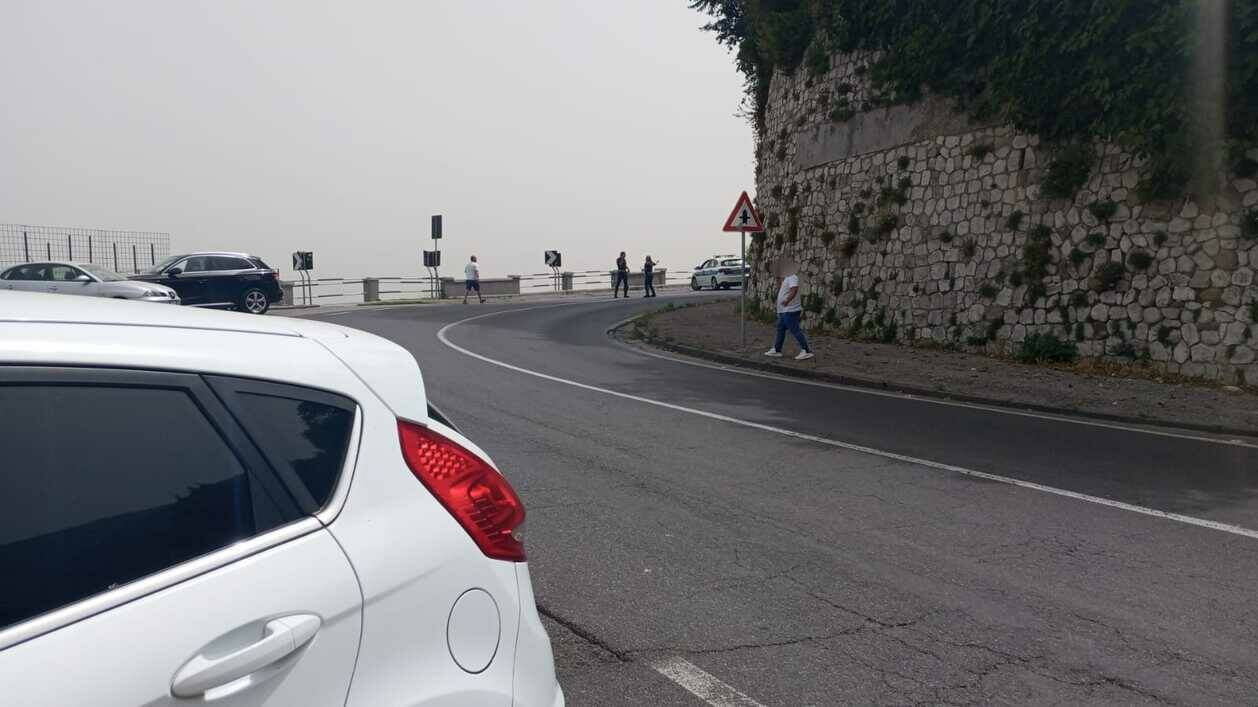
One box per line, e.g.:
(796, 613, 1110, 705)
(0, 262, 180, 304)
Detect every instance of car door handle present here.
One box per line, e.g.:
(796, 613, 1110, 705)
(170, 614, 321, 698)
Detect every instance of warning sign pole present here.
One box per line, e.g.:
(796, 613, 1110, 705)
(740, 226, 747, 349)
(721, 191, 764, 351)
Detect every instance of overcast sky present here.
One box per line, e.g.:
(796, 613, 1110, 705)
(0, 1, 753, 279)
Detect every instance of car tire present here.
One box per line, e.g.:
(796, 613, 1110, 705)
(690, 277, 701, 291)
(240, 287, 270, 315)
(710, 277, 719, 290)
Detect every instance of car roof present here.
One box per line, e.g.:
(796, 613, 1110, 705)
(2, 261, 74, 270)
(172, 251, 257, 259)
(0, 290, 428, 423)
(0, 289, 322, 337)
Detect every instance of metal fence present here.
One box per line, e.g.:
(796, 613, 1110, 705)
(285, 269, 672, 305)
(0, 224, 171, 273)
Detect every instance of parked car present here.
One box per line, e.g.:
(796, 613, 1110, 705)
(690, 255, 747, 290)
(0, 261, 179, 303)
(132, 251, 282, 314)
(0, 292, 563, 707)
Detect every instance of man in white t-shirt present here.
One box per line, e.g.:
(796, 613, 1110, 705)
(765, 256, 814, 360)
(463, 255, 485, 304)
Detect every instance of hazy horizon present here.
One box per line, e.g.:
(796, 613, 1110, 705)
(1, 1, 754, 279)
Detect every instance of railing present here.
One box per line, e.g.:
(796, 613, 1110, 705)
(281, 269, 671, 306)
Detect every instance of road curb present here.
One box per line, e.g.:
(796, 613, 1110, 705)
(607, 315, 1258, 440)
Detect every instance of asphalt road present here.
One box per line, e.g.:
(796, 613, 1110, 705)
(307, 294, 1258, 706)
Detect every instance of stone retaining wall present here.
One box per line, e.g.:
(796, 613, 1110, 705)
(751, 50, 1258, 385)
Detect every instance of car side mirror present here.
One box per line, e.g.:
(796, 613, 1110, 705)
(167, 267, 182, 277)
(74, 274, 91, 283)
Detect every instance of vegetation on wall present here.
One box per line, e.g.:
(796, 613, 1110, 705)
(691, 0, 1258, 195)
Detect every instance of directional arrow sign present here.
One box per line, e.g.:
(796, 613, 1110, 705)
(722, 191, 764, 232)
(545, 250, 562, 267)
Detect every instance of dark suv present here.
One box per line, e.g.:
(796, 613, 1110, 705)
(132, 252, 281, 314)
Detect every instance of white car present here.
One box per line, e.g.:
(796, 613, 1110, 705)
(690, 255, 747, 290)
(1, 261, 179, 303)
(0, 291, 563, 707)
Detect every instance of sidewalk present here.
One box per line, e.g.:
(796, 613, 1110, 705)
(621, 299, 1258, 437)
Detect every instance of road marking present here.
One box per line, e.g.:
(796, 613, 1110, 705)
(651, 657, 765, 707)
(605, 313, 1258, 450)
(439, 305, 1258, 540)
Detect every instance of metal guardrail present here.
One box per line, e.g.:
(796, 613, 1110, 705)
(282, 269, 672, 305)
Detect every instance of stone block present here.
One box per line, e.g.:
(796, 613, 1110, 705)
(1225, 322, 1248, 345)
(1181, 362, 1206, 377)
(1190, 343, 1215, 362)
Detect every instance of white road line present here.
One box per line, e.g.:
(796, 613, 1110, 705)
(438, 305, 1258, 540)
(605, 313, 1258, 450)
(651, 657, 765, 707)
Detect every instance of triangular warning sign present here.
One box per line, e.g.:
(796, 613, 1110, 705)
(722, 191, 765, 232)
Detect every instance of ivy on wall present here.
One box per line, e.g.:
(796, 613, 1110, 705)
(691, 0, 1258, 196)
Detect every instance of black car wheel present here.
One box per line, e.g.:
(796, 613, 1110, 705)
(690, 277, 701, 291)
(240, 287, 270, 315)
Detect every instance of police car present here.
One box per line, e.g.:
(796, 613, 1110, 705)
(689, 255, 747, 290)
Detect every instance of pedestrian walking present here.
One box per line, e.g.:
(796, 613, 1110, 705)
(463, 255, 485, 304)
(764, 256, 814, 360)
(642, 256, 658, 298)
(613, 251, 629, 298)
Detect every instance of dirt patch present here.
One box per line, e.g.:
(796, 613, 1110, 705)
(625, 299, 1258, 436)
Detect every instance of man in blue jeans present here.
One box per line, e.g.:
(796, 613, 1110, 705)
(765, 256, 814, 360)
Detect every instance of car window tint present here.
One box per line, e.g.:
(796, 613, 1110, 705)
(209, 256, 251, 271)
(179, 256, 209, 273)
(0, 384, 293, 630)
(12, 265, 49, 281)
(230, 391, 355, 508)
(721, 260, 742, 266)
(49, 265, 81, 281)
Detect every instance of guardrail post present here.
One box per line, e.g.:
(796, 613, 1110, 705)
(280, 281, 295, 305)
(362, 277, 380, 303)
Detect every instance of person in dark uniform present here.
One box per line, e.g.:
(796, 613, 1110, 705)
(613, 251, 629, 298)
(642, 255, 658, 298)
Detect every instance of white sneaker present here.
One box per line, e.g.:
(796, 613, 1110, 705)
(795, 351, 815, 361)
(763, 349, 783, 357)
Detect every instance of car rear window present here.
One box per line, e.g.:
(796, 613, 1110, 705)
(0, 382, 295, 630)
(720, 259, 743, 266)
(209, 256, 253, 271)
(208, 378, 357, 510)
